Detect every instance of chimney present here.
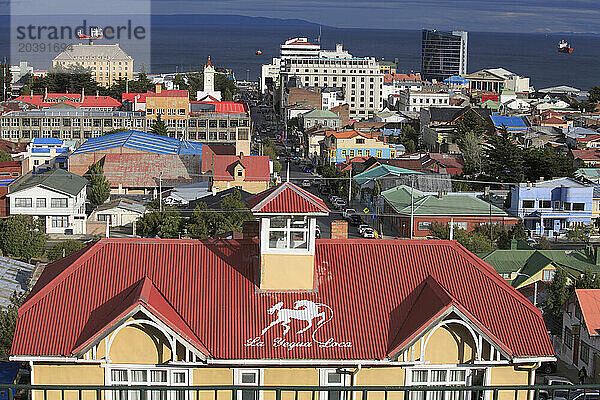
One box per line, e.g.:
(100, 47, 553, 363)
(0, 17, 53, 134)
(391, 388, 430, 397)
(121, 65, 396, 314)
(242, 220, 259, 240)
(155, 84, 162, 94)
(81, 87, 84, 102)
(331, 220, 348, 240)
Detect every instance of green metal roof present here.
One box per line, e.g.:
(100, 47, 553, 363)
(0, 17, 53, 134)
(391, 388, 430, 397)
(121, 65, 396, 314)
(382, 185, 510, 217)
(480, 248, 600, 288)
(354, 165, 420, 186)
(11, 168, 87, 196)
(301, 109, 339, 119)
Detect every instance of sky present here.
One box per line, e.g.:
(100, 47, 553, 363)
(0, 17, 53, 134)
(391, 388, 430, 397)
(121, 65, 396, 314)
(4, 0, 600, 34)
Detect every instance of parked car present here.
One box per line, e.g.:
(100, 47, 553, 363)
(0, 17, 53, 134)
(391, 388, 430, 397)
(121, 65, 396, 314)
(333, 198, 346, 209)
(329, 194, 340, 203)
(539, 361, 558, 375)
(358, 224, 370, 234)
(362, 228, 375, 238)
(343, 208, 357, 219)
(540, 376, 573, 400)
(301, 179, 311, 188)
(550, 390, 599, 400)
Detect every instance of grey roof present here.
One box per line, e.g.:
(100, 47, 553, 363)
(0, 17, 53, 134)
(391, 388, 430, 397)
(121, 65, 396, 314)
(54, 43, 132, 61)
(10, 169, 87, 197)
(0, 256, 35, 309)
(96, 198, 146, 214)
(428, 106, 490, 122)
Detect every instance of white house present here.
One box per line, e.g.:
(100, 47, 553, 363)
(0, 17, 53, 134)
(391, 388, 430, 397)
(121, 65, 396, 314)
(398, 89, 451, 112)
(7, 169, 87, 234)
(558, 289, 600, 382)
(89, 198, 146, 227)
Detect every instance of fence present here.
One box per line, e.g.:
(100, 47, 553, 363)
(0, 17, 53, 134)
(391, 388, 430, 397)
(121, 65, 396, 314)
(0, 385, 596, 400)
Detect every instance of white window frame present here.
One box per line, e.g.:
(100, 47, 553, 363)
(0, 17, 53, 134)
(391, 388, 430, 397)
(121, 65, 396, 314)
(262, 216, 314, 255)
(106, 366, 192, 400)
(405, 368, 472, 400)
(319, 369, 349, 400)
(234, 368, 263, 400)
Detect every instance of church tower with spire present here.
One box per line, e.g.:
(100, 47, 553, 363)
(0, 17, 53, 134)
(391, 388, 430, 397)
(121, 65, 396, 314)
(196, 56, 222, 101)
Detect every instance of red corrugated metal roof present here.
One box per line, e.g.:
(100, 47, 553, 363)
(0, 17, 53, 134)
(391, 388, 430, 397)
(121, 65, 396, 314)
(207, 155, 270, 182)
(575, 289, 600, 336)
(12, 238, 554, 359)
(191, 101, 248, 114)
(247, 182, 329, 214)
(14, 94, 121, 108)
(122, 93, 148, 103)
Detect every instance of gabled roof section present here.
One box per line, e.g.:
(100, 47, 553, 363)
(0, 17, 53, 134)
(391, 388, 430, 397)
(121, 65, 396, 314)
(247, 182, 329, 214)
(10, 169, 87, 197)
(387, 276, 453, 355)
(354, 165, 421, 186)
(576, 289, 600, 336)
(71, 276, 210, 358)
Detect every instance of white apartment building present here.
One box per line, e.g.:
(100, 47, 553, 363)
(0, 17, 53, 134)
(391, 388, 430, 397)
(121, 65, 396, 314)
(280, 37, 320, 58)
(280, 44, 384, 119)
(7, 169, 88, 234)
(321, 88, 345, 110)
(398, 89, 451, 112)
(261, 58, 281, 93)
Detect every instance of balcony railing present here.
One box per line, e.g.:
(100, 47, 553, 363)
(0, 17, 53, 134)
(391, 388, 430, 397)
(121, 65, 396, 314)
(0, 385, 595, 400)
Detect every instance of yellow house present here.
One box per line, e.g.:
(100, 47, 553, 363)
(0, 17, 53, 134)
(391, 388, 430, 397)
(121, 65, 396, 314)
(11, 182, 554, 398)
(204, 154, 271, 194)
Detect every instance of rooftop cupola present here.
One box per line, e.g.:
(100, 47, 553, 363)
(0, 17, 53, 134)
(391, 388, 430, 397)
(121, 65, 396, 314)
(246, 182, 329, 291)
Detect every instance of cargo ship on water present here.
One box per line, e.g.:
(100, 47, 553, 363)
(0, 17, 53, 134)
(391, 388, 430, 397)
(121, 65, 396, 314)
(558, 40, 573, 54)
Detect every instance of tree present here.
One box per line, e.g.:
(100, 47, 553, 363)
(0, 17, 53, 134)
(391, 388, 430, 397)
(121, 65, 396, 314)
(137, 207, 181, 238)
(522, 147, 575, 181)
(172, 74, 188, 91)
(589, 86, 600, 103)
(0, 291, 27, 359)
(215, 73, 237, 97)
(186, 190, 254, 238)
(46, 239, 87, 262)
(87, 162, 111, 208)
(0, 216, 46, 261)
(0, 150, 12, 162)
(151, 114, 168, 136)
(400, 124, 420, 152)
(544, 268, 570, 320)
(576, 268, 600, 289)
(484, 128, 524, 182)
(223, 88, 233, 101)
(566, 225, 592, 243)
(534, 237, 552, 250)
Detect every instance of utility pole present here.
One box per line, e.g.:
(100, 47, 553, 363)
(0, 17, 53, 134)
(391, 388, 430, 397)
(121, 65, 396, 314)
(486, 186, 493, 243)
(159, 172, 163, 212)
(348, 167, 352, 205)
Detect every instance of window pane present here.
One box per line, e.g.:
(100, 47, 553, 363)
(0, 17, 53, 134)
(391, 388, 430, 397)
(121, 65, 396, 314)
(269, 230, 287, 249)
(241, 390, 257, 400)
(150, 370, 168, 382)
(291, 216, 307, 229)
(327, 372, 342, 384)
(290, 231, 308, 249)
(412, 370, 428, 383)
(430, 370, 447, 382)
(450, 370, 466, 382)
(270, 216, 287, 228)
(131, 370, 147, 382)
(111, 369, 128, 382)
(173, 372, 187, 384)
(149, 391, 166, 400)
(241, 372, 257, 384)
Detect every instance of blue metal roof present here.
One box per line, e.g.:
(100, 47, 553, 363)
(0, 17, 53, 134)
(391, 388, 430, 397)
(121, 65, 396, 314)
(33, 137, 63, 145)
(444, 75, 469, 84)
(71, 130, 203, 156)
(490, 116, 529, 131)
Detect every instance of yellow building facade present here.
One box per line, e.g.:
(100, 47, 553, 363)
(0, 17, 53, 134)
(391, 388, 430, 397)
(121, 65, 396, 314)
(53, 43, 134, 87)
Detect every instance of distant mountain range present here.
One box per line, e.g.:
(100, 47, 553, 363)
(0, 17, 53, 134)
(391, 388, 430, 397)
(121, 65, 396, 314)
(151, 14, 323, 28)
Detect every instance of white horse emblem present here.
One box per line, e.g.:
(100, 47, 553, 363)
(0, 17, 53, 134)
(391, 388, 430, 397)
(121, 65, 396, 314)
(261, 300, 332, 336)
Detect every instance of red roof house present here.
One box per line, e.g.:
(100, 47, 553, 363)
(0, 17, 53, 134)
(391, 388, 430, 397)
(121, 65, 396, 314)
(203, 154, 270, 194)
(14, 93, 121, 109)
(10, 181, 554, 387)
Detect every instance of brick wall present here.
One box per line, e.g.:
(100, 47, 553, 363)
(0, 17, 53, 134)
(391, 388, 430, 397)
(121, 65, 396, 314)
(331, 220, 348, 240)
(288, 88, 322, 110)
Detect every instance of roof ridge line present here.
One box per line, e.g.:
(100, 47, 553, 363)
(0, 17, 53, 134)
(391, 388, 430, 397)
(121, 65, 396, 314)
(453, 241, 546, 317)
(19, 241, 104, 316)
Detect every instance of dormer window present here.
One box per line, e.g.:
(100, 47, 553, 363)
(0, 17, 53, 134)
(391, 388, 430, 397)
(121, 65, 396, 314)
(267, 216, 309, 250)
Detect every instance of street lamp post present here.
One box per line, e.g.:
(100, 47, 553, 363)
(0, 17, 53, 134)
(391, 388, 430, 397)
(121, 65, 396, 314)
(516, 272, 538, 307)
